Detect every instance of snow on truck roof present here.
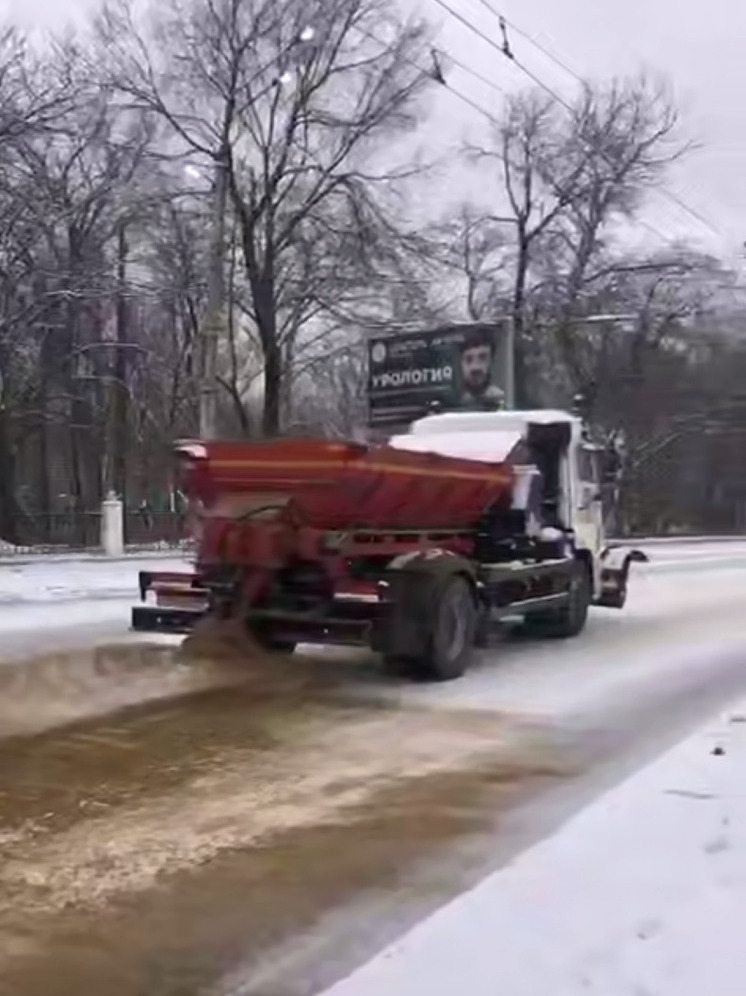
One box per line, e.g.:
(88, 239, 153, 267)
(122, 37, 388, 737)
(390, 429, 523, 464)
(390, 409, 580, 465)
(408, 409, 579, 435)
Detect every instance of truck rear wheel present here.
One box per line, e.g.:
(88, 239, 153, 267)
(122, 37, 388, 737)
(525, 561, 591, 639)
(416, 574, 477, 681)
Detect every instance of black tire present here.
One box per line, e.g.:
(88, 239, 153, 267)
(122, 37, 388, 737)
(524, 560, 591, 639)
(416, 574, 477, 681)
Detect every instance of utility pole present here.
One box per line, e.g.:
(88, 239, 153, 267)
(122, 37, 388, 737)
(198, 145, 229, 440)
(113, 220, 129, 504)
(102, 219, 130, 504)
(503, 315, 515, 408)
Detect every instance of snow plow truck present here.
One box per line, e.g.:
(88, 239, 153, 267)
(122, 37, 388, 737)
(131, 408, 646, 681)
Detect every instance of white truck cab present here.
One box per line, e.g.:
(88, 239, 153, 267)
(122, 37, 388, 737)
(392, 408, 644, 609)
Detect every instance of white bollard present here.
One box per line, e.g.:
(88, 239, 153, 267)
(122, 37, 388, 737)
(101, 492, 124, 556)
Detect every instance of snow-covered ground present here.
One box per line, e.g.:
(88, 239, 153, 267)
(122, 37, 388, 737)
(0, 556, 190, 655)
(642, 539, 746, 572)
(320, 705, 746, 996)
(1, 541, 746, 989)
(0, 539, 743, 664)
(0, 555, 190, 606)
(0, 537, 741, 611)
(342, 557, 746, 724)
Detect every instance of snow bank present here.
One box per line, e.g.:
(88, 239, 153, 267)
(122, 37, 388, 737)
(320, 706, 746, 996)
(0, 557, 190, 606)
(0, 557, 191, 638)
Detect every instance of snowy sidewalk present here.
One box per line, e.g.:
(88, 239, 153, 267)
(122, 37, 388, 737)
(321, 706, 746, 996)
(0, 556, 191, 639)
(0, 556, 190, 605)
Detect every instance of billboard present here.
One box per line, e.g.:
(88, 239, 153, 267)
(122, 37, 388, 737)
(367, 322, 510, 429)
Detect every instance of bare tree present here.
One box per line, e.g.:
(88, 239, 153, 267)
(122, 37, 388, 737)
(14, 75, 152, 512)
(466, 75, 682, 403)
(0, 33, 85, 540)
(427, 204, 510, 322)
(98, 0, 437, 436)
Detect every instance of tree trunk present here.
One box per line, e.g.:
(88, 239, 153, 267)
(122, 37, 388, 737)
(113, 223, 129, 511)
(38, 414, 50, 543)
(262, 342, 282, 437)
(512, 236, 530, 407)
(254, 271, 281, 437)
(0, 409, 20, 544)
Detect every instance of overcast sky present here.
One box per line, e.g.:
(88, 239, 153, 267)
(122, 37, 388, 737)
(427, 0, 746, 265)
(3, 0, 745, 267)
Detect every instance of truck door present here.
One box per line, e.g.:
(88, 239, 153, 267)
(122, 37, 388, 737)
(575, 444, 604, 555)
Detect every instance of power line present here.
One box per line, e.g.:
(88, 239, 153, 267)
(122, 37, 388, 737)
(473, 0, 585, 85)
(429, 0, 571, 109)
(355, 24, 500, 125)
(474, 1, 722, 237)
(351, 28, 746, 313)
(439, 48, 508, 99)
(429, 0, 723, 239)
(356, 22, 671, 245)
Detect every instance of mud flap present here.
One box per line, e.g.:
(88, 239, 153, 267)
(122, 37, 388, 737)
(596, 545, 648, 609)
(384, 572, 436, 659)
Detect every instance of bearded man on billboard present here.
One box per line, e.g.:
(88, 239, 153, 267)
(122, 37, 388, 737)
(457, 326, 505, 410)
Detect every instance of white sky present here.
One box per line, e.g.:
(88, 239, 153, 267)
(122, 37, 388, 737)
(423, 0, 746, 265)
(5, 0, 746, 267)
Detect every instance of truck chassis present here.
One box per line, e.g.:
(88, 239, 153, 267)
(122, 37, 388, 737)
(133, 521, 637, 680)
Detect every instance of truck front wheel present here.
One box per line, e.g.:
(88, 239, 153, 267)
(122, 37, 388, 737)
(525, 561, 591, 639)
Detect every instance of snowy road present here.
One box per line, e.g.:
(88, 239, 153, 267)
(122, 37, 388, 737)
(1, 544, 746, 995)
(319, 707, 746, 996)
(0, 538, 744, 659)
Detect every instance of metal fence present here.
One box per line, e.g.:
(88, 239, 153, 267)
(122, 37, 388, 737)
(124, 510, 189, 549)
(1, 511, 191, 556)
(0, 506, 742, 558)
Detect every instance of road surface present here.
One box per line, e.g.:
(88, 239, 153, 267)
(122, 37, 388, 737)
(317, 705, 746, 996)
(1, 544, 746, 995)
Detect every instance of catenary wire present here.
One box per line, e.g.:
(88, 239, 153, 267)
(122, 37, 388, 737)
(429, 0, 723, 239)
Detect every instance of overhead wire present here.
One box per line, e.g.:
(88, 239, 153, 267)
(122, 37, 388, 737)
(356, 21, 673, 247)
(429, 0, 724, 240)
(473, 0, 586, 85)
(351, 19, 746, 309)
(354, 23, 503, 125)
(489, 4, 720, 236)
(441, 49, 508, 100)
(425, 0, 669, 243)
